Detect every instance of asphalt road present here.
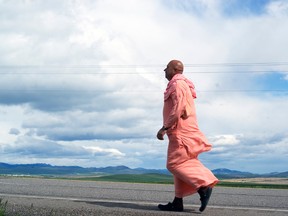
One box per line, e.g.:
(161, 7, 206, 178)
(0, 177, 287, 215)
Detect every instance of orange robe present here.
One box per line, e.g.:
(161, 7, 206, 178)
(163, 74, 218, 198)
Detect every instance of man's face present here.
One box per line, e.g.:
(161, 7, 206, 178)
(164, 63, 175, 81)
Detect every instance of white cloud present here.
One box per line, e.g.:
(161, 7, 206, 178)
(212, 134, 241, 146)
(83, 146, 125, 158)
(266, 0, 288, 16)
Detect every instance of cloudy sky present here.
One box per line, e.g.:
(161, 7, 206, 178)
(1, 0, 288, 174)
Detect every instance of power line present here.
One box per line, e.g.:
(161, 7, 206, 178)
(1, 63, 287, 74)
(0, 70, 287, 75)
(0, 63, 287, 94)
(1, 62, 288, 68)
(3, 62, 288, 66)
(0, 89, 287, 93)
(185, 62, 288, 67)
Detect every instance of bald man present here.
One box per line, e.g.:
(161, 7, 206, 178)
(157, 60, 218, 212)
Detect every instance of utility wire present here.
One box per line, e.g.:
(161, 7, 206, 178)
(0, 89, 287, 93)
(1, 62, 288, 68)
(0, 71, 287, 74)
(1, 62, 287, 74)
(0, 63, 287, 93)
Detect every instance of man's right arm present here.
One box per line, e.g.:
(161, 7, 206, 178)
(163, 85, 185, 130)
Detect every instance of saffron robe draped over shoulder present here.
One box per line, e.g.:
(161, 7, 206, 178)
(163, 74, 218, 197)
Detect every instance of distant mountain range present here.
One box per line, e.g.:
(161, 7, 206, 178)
(212, 168, 288, 178)
(0, 162, 287, 179)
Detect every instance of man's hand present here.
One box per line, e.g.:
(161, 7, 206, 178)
(157, 127, 166, 140)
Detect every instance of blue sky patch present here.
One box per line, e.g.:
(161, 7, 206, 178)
(255, 72, 288, 90)
(222, 0, 271, 17)
(163, 0, 272, 17)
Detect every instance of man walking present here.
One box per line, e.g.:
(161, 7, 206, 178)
(157, 60, 218, 212)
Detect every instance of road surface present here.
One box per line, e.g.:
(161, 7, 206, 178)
(0, 177, 287, 215)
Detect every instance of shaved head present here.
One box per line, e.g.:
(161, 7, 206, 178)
(164, 60, 184, 81)
(168, 60, 184, 73)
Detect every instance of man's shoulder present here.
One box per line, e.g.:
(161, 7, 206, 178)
(166, 76, 190, 93)
(170, 79, 185, 89)
(175, 79, 190, 89)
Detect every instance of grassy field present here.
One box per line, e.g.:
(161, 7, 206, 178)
(56, 173, 288, 189)
(59, 173, 174, 184)
(2, 173, 287, 189)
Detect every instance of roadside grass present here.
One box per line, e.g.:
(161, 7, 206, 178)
(0, 198, 55, 216)
(0, 198, 7, 216)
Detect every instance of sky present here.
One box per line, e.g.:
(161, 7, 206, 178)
(0, 0, 288, 174)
